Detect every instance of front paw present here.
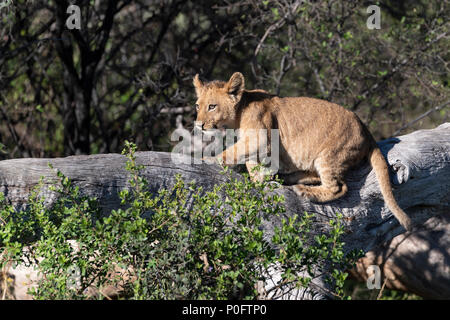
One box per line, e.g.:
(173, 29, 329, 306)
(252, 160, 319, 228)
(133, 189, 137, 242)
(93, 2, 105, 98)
(201, 156, 215, 164)
(249, 172, 265, 183)
(201, 156, 223, 166)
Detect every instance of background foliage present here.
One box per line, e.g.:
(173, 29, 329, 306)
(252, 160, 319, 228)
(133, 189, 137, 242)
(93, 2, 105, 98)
(0, 0, 448, 158)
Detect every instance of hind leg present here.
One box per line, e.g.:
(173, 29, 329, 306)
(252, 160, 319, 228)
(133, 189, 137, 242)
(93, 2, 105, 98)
(296, 172, 321, 185)
(279, 171, 321, 185)
(293, 163, 348, 202)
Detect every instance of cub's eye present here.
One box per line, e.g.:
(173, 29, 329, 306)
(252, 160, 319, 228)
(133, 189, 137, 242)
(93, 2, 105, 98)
(208, 104, 217, 111)
(195, 104, 199, 111)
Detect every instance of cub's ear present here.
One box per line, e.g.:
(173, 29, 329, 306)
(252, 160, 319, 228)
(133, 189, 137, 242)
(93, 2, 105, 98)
(193, 74, 204, 96)
(226, 72, 245, 101)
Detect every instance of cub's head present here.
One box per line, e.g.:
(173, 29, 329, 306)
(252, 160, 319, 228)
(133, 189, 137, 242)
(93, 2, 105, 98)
(193, 72, 245, 130)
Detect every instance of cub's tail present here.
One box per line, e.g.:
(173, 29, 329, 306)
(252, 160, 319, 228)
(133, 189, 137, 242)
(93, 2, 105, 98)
(369, 147, 413, 231)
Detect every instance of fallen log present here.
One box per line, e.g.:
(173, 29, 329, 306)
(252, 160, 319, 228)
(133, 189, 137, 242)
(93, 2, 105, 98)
(349, 212, 450, 299)
(1, 123, 449, 299)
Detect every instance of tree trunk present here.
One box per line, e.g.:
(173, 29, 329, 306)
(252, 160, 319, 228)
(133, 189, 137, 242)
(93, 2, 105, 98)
(55, 1, 118, 155)
(1, 123, 449, 299)
(55, 2, 91, 156)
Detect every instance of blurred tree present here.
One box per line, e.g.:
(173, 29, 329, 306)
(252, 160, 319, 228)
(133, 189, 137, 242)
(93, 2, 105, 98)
(0, 0, 448, 159)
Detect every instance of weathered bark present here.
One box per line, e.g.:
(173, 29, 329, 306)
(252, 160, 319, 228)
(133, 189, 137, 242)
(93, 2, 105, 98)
(349, 212, 450, 299)
(1, 123, 449, 299)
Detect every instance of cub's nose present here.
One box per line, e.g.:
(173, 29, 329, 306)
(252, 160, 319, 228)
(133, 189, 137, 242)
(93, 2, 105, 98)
(194, 121, 204, 131)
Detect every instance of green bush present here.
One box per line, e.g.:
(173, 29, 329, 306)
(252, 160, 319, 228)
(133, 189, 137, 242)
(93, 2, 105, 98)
(0, 142, 360, 299)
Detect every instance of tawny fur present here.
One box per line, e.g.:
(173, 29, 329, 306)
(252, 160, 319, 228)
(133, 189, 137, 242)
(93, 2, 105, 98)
(193, 72, 413, 231)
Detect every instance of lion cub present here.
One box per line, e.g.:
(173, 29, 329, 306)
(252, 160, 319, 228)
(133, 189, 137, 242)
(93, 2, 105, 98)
(193, 72, 412, 231)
